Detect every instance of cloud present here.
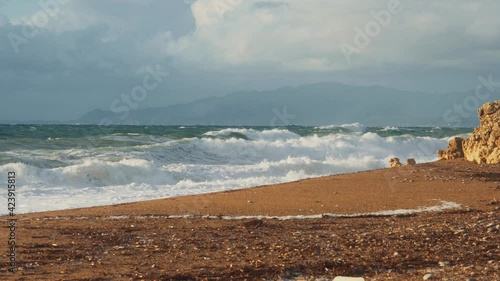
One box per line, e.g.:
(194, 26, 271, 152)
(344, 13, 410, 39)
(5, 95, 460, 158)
(166, 0, 500, 71)
(0, 0, 197, 121)
(1, 0, 499, 122)
(0, 14, 8, 27)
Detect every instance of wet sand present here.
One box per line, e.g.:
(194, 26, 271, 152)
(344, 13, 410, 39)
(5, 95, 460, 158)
(1, 159, 499, 280)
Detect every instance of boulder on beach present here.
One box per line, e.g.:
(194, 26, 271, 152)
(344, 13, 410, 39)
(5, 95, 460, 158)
(406, 158, 417, 166)
(437, 137, 465, 160)
(389, 157, 402, 168)
(463, 101, 500, 164)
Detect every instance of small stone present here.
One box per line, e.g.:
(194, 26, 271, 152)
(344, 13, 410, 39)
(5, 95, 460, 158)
(439, 261, 450, 267)
(423, 273, 435, 280)
(333, 277, 365, 281)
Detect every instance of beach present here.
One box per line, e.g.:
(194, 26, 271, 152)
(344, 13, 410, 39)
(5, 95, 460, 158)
(3, 0, 500, 279)
(1, 159, 499, 280)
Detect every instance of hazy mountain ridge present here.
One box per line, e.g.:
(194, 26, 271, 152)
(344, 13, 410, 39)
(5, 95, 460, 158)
(74, 82, 498, 127)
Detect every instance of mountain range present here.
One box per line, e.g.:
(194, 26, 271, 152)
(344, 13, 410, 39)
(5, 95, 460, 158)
(19, 82, 500, 126)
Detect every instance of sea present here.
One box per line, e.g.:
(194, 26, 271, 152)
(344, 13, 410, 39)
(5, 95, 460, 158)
(0, 124, 472, 214)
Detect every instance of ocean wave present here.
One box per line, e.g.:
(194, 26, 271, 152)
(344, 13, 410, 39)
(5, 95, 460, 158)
(203, 128, 300, 141)
(315, 122, 367, 132)
(0, 158, 175, 188)
(380, 126, 400, 131)
(0, 127, 456, 214)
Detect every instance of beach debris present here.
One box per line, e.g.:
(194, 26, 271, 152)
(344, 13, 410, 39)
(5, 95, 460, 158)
(389, 157, 403, 168)
(437, 137, 465, 160)
(423, 273, 436, 280)
(463, 100, 500, 164)
(333, 277, 365, 281)
(406, 158, 417, 166)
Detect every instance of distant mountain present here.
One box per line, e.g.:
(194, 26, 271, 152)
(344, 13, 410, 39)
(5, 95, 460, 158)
(75, 82, 499, 127)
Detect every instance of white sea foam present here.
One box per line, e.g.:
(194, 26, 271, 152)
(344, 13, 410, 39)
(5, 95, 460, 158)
(203, 128, 300, 141)
(316, 122, 367, 132)
(380, 126, 400, 131)
(34, 201, 461, 221)
(0, 128, 452, 214)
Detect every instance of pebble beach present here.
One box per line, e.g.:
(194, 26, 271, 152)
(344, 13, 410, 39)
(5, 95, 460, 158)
(1, 159, 499, 280)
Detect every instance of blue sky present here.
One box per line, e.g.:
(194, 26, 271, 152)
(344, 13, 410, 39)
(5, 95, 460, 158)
(1, 0, 499, 121)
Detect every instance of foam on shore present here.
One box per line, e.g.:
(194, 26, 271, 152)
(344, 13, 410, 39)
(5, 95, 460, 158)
(29, 201, 461, 221)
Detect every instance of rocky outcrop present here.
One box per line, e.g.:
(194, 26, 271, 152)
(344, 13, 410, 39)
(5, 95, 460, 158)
(406, 158, 417, 166)
(389, 157, 402, 168)
(462, 101, 500, 164)
(437, 137, 465, 160)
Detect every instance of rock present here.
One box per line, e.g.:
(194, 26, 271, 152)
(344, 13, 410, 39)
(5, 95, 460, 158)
(437, 150, 445, 160)
(437, 137, 464, 160)
(333, 277, 365, 281)
(423, 273, 436, 280)
(389, 157, 403, 168)
(406, 158, 417, 166)
(438, 261, 450, 267)
(463, 101, 500, 164)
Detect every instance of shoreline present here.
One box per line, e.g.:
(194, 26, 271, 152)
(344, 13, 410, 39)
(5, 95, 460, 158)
(17, 159, 499, 219)
(1, 159, 499, 280)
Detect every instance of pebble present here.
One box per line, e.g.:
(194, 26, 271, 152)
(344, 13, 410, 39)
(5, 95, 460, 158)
(333, 277, 365, 281)
(438, 261, 450, 267)
(423, 273, 435, 280)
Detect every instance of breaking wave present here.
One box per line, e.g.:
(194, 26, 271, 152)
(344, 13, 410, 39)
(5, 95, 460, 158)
(0, 124, 468, 213)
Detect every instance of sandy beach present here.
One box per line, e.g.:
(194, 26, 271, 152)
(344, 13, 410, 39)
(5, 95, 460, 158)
(1, 159, 499, 280)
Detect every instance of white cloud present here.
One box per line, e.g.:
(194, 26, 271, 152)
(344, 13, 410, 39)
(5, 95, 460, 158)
(191, 0, 244, 27)
(1, 0, 499, 122)
(165, 0, 500, 71)
(406, 12, 441, 33)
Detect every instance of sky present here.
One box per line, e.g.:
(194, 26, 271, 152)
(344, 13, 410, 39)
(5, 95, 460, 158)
(0, 0, 499, 121)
